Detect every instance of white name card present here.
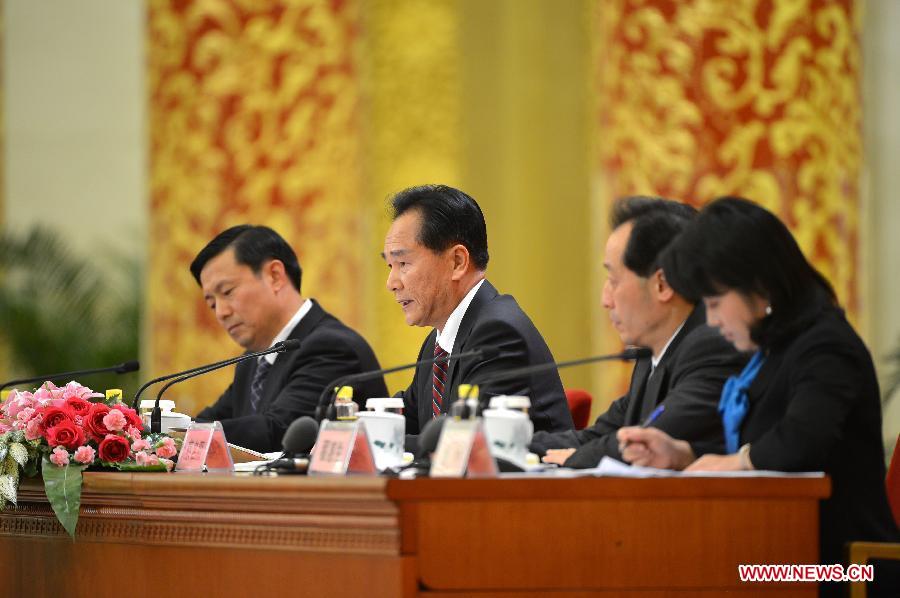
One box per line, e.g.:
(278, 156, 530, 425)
(308, 420, 377, 476)
(430, 418, 497, 478)
(175, 421, 234, 473)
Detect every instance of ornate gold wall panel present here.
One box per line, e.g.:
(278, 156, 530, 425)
(148, 0, 365, 414)
(357, 0, 463, 390)
(458, 0, 593, 392)
(592, 0, 862, 405)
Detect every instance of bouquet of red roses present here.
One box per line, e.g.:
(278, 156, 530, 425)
(0, 380, 179, 536)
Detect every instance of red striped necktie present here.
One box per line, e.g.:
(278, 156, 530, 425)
(432, 344, 449, 418)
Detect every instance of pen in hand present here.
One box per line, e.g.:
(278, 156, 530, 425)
(619, 405, 666, 456)
(641, 404, 665, 427)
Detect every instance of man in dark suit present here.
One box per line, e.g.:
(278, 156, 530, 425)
(531, 197, 746, 468)
(191, 225, 387, 452)
(382, 185, 573, 451)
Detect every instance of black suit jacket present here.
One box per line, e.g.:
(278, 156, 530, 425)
(530, 305, 746, 468)
(196, 300, 387, 452)
(729, 300, 899, 568)
(398, 280, 573, 448)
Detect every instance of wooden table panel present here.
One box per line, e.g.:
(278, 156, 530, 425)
(0, 473, 829, 597)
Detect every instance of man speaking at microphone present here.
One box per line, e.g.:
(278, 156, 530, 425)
(532, 196, 745, 468)
(191, 225, 387, 452)
(382, 185, 573, 451)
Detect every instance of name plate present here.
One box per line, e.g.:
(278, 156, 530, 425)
(175, 421, 234, 473)
(308, 420, 377, 476)
(430, 418, 497, 478)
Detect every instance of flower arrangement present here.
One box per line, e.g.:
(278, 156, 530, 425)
(0, 380, 179, 536)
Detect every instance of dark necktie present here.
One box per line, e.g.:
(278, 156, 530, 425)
(249, 357, 272, 413)
(432, 344, 449, 418)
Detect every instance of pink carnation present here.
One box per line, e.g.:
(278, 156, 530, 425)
(49, 446, 70, 467)
(156, 437, 177, 459)
(61, 382, 84, 400)
(102, 409, 127, 432)
(160, 458, 175, 472)
(73, 445, 96, 464)
(127, 426, 143, 441)
(134, 450, 149, 466)
(16, 407, 36, 423)
(25, 417, 43, 441)
(131, 438, 150, 452)
(5, 392, 34, 419)
(44, 381, 65, 401)
(135, 451, 160, 467)
(32, 386, 54, 406)
(0, 422, 10, 434)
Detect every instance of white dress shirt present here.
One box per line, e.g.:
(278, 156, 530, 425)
(435, 279, 486, 356)
(262, 299, 312, 365)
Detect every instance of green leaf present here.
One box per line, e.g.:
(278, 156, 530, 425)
(3, 458, 19, 482)
(41, 458, 85, 537)
(0, 474, 16, 505)
(115, 462, 167, 472)
(9, 443, 27, 467)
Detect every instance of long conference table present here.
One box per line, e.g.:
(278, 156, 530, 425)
(0, 471, 829, 597)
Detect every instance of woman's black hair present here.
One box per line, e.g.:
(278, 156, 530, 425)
(661, 196, 836, 348)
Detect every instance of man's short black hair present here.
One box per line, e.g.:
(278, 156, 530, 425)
(610, 195, 697, 278)
(190, 225, 302, 291)
(390, 184, 490, 270)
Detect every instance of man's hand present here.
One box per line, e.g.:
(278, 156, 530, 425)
(616, 426, 695, 470)
(685, 453, 744, 472)
(542, 448, 576, 465)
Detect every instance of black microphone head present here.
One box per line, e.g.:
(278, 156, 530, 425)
(278, 339, 302, 352)
(115, 360, 140, 374)
(282, 416, 319, 455)
(622, 347, 653, 360)
(479, 346, 501, 360)
(417, 415, 447, 459)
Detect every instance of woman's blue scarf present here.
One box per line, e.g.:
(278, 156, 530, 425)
(718, 350, 766, 454)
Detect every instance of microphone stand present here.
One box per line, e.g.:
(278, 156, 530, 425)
(465, 347, 653, 415)
(149, 340, 300, 433)
(313, 347, 497, 423)
(0, 361, 140, 392)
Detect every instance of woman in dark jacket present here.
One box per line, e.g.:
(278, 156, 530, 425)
(617, 197, 898, 596)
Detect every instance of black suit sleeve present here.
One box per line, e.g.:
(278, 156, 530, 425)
(196, 383, 236, 422)
(215, 340, 366, 452)
(397, 335, 431, 438)
(529, 392, 629, 455)
(460, 317, 570, 433)
(748, 342, 864, 471)
(563, 330, 741, 469)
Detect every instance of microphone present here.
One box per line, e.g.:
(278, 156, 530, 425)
(417, 414, 447, 459)
(0, 360, 140, 391)
(466, 347, 652, 415)
(131, 340, 303, 409)
(313, 346, 501, 423)
(259, 416, 320, 474)
(149, 339, 301, 433)
(132, 356, 248, 410)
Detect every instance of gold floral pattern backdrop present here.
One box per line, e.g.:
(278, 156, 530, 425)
(148, 0, 365, 413)
(148, 0, 862, 419)
(591, 0, 861, 403)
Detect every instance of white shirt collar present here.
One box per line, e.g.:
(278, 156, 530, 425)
(262, 299, 312, 364)
(651, 319, 686, 370)
(435, 279, 485, 356)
